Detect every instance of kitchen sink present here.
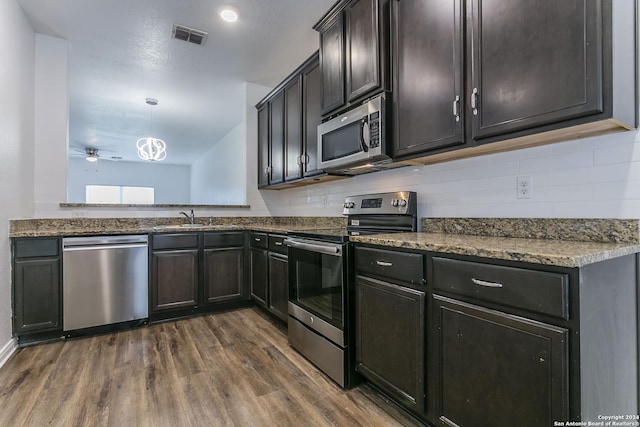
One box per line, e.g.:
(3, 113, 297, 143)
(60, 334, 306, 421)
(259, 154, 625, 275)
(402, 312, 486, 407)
(152, 224, 241, 231)
(153, 224, 206, 230)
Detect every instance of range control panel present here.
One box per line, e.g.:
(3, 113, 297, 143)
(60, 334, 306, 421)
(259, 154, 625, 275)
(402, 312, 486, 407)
(342, 191, 417, 216)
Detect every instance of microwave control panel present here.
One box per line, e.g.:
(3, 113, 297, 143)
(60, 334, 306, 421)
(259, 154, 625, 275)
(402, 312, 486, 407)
(369, 111, 380, 149)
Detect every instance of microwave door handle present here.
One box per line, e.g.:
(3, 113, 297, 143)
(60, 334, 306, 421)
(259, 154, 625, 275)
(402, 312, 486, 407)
(360, 117, 369, 153)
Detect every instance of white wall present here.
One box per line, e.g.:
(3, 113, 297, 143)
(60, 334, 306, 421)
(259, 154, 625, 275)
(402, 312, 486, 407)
(191, 123, 246, 205)
(68, 157, 191, 204)
(34, 34, 68, 216)
(259, 129, 640, 222)
(0, 0, 36, 361)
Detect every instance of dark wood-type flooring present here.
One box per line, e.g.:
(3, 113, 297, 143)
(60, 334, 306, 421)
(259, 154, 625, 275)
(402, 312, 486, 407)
(0, 308, 419, 426)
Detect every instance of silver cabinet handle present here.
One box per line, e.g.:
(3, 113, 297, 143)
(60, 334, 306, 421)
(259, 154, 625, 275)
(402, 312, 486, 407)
(275, 241, 283, 246)
(452, 95, 460, 122)
(254, 238, 261, 242)
(376, 260, 393, 267)
(472, 278, 503, 288)
(471, 88, 479, 115)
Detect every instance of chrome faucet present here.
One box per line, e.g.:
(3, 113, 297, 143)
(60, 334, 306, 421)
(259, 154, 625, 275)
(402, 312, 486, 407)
(179, 209, 195, 224)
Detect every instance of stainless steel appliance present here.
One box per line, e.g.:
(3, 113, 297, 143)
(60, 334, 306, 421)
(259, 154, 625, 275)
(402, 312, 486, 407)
(62, 235, 149, 332)
(317, 95, 392, 175)
(286, 191, 417, 388)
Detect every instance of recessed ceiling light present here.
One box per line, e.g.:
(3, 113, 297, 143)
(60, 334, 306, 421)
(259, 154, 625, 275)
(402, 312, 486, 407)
(218, 6, 239, 23)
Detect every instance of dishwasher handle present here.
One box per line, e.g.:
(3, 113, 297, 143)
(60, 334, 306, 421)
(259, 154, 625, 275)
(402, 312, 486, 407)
(63, 243, 149, 252)
(63, 235, 148, 248)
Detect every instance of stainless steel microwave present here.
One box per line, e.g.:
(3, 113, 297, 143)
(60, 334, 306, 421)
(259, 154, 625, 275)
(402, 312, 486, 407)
(317, 95, 391, 175)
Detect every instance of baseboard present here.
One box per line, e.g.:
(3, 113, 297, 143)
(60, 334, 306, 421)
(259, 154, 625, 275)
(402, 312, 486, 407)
(0, 338, 18, 370)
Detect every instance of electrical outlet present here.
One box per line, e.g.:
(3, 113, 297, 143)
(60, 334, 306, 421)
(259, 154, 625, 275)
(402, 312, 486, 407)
(516, 176, 532, 199)
(321, 195, 328, 207)
(72, 210, 88, 218)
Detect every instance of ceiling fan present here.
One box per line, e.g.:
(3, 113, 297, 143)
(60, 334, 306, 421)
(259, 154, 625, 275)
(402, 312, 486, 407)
(70, 147, 122, 162)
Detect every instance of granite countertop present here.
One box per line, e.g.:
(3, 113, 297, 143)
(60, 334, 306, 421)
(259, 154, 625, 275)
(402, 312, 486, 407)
(10, 217, 640, 268)
(350, 232, 640, 268)
(8, 217, 346, 238)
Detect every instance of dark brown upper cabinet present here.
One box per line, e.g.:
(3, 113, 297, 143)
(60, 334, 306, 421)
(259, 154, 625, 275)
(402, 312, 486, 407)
(318, 14, 345, 115)
(257, 104, 270, 188)
(392, 0, 465, 158)
(469, 0, 603, 141)
(345, 0, 381, 102)
(284, 77, 303, 182)
(315, 0, 388, 117)
(392, 0, 637, 161)
(256, 52, 336, 189)
(302, 59, 323, 178)
(268, 91, 285, 186)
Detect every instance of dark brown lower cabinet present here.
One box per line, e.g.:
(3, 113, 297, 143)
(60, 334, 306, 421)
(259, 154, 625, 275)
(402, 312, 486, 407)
(203, 247, 244, 304)
(150, 232, 248, 317)
(355, 275, 426, 415)
(13, 254, 61, 335)
(431, 295, 568, 427)
(151, 249, 199, 312)
(268, 253, 288, 321)
(250, 247, 268, 306)
(12, 238, 61, 338)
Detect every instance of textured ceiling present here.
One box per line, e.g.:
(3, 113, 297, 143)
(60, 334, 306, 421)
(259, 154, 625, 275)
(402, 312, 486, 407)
(17, 0, 335, 164)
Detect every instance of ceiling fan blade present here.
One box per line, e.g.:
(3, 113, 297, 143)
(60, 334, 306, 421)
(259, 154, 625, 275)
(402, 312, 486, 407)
(101, 156, 122, 161)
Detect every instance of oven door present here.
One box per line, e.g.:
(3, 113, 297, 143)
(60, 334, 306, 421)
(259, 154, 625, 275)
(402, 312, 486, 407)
(285, 238, 346, 332)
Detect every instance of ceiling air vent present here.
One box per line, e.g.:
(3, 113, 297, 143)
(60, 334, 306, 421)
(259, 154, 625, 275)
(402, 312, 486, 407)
(172, 24, 208, 46)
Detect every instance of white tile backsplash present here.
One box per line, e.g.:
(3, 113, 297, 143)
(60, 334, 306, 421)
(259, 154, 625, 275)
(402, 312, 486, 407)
(267, 129, 640, 220)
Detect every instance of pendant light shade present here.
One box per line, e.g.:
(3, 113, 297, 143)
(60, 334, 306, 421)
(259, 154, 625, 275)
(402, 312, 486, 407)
(136, 137, 167, 161)
(137, 98, 167, 161)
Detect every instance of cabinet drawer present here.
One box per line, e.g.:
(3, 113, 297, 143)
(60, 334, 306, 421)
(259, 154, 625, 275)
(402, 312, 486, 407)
(432, 257, 568, 319)
(14, 238, 59, 258)
(268, 234, 287, 255)
(151, 233, 198, 250)
(204, 232, 243, 248)
(250, 232, 268, 249)
(355, 247, 424, 286)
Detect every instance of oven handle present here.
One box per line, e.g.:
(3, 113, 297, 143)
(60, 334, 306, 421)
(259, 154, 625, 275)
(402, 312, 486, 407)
(284, 238, 343, 257)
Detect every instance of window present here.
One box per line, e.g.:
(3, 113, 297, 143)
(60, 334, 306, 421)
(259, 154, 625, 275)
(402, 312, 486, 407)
(86, 185, 155, 204)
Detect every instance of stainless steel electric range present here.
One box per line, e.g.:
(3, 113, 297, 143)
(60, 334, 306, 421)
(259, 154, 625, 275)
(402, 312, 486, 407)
(285, 191, 417, 388)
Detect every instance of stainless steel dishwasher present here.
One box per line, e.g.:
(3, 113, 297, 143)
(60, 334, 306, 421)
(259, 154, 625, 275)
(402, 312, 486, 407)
(62, 235, 149, 331)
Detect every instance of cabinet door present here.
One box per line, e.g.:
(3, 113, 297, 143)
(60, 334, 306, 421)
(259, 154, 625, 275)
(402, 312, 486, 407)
(345, 0, 380, 102)
(268, 253, 289, 321)
(319, 14, 345, 115)
(356, 276, 426, 415)
(469, 0, 603, 141)
(269, 92, 285, 185)
(203, 247, 244, 304)
(14, 258, 60, 334)
(151, 249, 198, 312)
(250, 247, 268, 306)
(392, 0, 465, 158)
(431, 295, 568, 427)
(302, 59, 323, 177)
(257, 104, 270, 188)
(285, 78, 303, 182)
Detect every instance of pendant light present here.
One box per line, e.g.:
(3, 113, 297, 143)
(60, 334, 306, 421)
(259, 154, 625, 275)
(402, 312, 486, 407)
(137, 98, 167, 161)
